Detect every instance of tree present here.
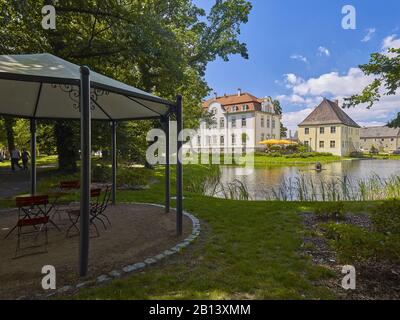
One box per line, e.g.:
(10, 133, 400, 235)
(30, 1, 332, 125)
(344, 47, 400, 127)
(0, 0, 252, 170)
(272, 99, 283, 115)
(2, 116, 16, 154)
(280, 123, 287, 138)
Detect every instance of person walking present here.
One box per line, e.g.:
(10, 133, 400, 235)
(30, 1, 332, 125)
(21, 149, 30, 171)
(11, 148, 22, 171)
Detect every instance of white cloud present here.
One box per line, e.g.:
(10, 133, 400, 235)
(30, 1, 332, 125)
(292, 68, 374, 97)
(317, 46, 330, 57)
(361, 28, 376, 42)
(382, 34, 400, 57)
(290, 54, 308, 63)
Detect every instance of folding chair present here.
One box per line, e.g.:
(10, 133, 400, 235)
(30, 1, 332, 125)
(66, 188, 101, 238)
(60, 180, 80, 190)
(12, 196, 50, 258)
(90, 185, 112, 230)
(4, 195, 49, 239)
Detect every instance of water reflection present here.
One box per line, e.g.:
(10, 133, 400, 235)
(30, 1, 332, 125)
(217, 160, 400, 200)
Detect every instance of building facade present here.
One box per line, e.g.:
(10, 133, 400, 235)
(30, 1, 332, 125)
(360, 126, 400, 153)
(194, 90, 281, 152)
(297, 98, 360, 156)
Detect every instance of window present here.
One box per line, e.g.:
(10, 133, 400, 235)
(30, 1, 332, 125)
(319, 141, 324, 148)
(242, 104, 249, 111)
(231, 117, 236, 128)
(232, 106, 238, 112)
(331, 126, 336, 134)
(206, 136, 211, 146)
(391, 138, 395, 142)
(261, 117, 265, 128)
(267, 118, 270, 128)
(220, 136, 225, 146)
(261, 133, 265, 141)
(242, 134, 247, 145)
(220, 118, 225, 129)
(197, 136, 201, 146)
(381, 138, 385, 142)
(304, 141, 309, 147)
(231, 134, 236, 145)
(212, 135, 217, 145)
(241, 117, 247, 128)
(320, 127, 325, 134)
(305, 128, 310, 135)
(330, 140, 336, 148)
(272, 119, 276, 129)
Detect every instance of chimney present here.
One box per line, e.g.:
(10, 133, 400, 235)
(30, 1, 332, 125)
(237, 88, 242, 96)
(214, 92, 218, 100)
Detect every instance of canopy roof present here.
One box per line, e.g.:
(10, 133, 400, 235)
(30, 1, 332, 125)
(0, 54, 174, 121)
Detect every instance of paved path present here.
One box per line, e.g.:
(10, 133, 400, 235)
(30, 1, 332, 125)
(0, 168, 31, 198)
(0, 165, 57, 199)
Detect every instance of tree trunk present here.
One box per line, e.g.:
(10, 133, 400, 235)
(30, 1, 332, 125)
(54, 121, 78, 173)
(3, 116, 15, 155)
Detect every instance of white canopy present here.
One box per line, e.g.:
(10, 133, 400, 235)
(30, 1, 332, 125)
(0, 53, 174, 121)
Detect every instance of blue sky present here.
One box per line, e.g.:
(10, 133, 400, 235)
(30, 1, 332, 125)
(196, 0, 400, 132)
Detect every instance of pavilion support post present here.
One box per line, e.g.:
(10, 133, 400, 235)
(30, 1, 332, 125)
(176, 95, 183, 236)
(30, 119, 37, 195)
(111, 121, 117, 205)
(79, 66, 91, 278)
(162, 115, 170, 213)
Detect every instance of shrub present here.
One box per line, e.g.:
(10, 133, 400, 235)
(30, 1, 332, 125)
(92, 164, 111, 182)
(323, 222, 400, 264)
(371, 200, 400, 235)
(349, 151, 365, 158)
(313, 202, 346, 221)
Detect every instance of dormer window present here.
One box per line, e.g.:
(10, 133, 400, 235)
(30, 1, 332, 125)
(242, 104, 249, 111)
(232, 105, 239, 112)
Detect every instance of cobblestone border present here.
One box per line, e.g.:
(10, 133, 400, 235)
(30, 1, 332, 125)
(35, 203, 200, 299)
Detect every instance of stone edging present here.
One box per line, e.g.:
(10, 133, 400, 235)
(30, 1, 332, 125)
(27, 203, 200, 299)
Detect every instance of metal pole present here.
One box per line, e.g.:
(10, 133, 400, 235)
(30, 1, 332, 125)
(30, 119, 37, 195)
(176, 95, 183, 236)
(111, 121, 117, 205)
(79, 66, 91, 278)
(163, 116, 170, 213)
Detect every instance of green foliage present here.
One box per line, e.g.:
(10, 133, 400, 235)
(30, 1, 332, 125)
(0, 0, 252, 168)
(344, 47, 400, 127)
(92, 163, 152, 188)
(369, 145, 379, 154)
(349, 151, 365, 158)
(323, 222, 400, 264)
(371, 200, 400, 235)
(314, 202, 345, 221)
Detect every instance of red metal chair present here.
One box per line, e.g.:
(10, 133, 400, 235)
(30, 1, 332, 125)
(10, 195, 50, 258)
(59, 180, 80, 190)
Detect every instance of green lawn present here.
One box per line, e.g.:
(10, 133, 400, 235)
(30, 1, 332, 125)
(76, 195, 341, 300)
(251, 153, 345, 167)
(0, 155, 58, 168)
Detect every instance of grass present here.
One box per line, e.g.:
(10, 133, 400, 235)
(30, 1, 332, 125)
(76, 195, 339, 299)
(0, 155, 58, 168)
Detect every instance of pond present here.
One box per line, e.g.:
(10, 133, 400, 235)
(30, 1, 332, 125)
(213, 160, 400, 201)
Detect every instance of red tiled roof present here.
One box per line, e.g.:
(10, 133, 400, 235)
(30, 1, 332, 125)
(203, 92, 261, 109)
